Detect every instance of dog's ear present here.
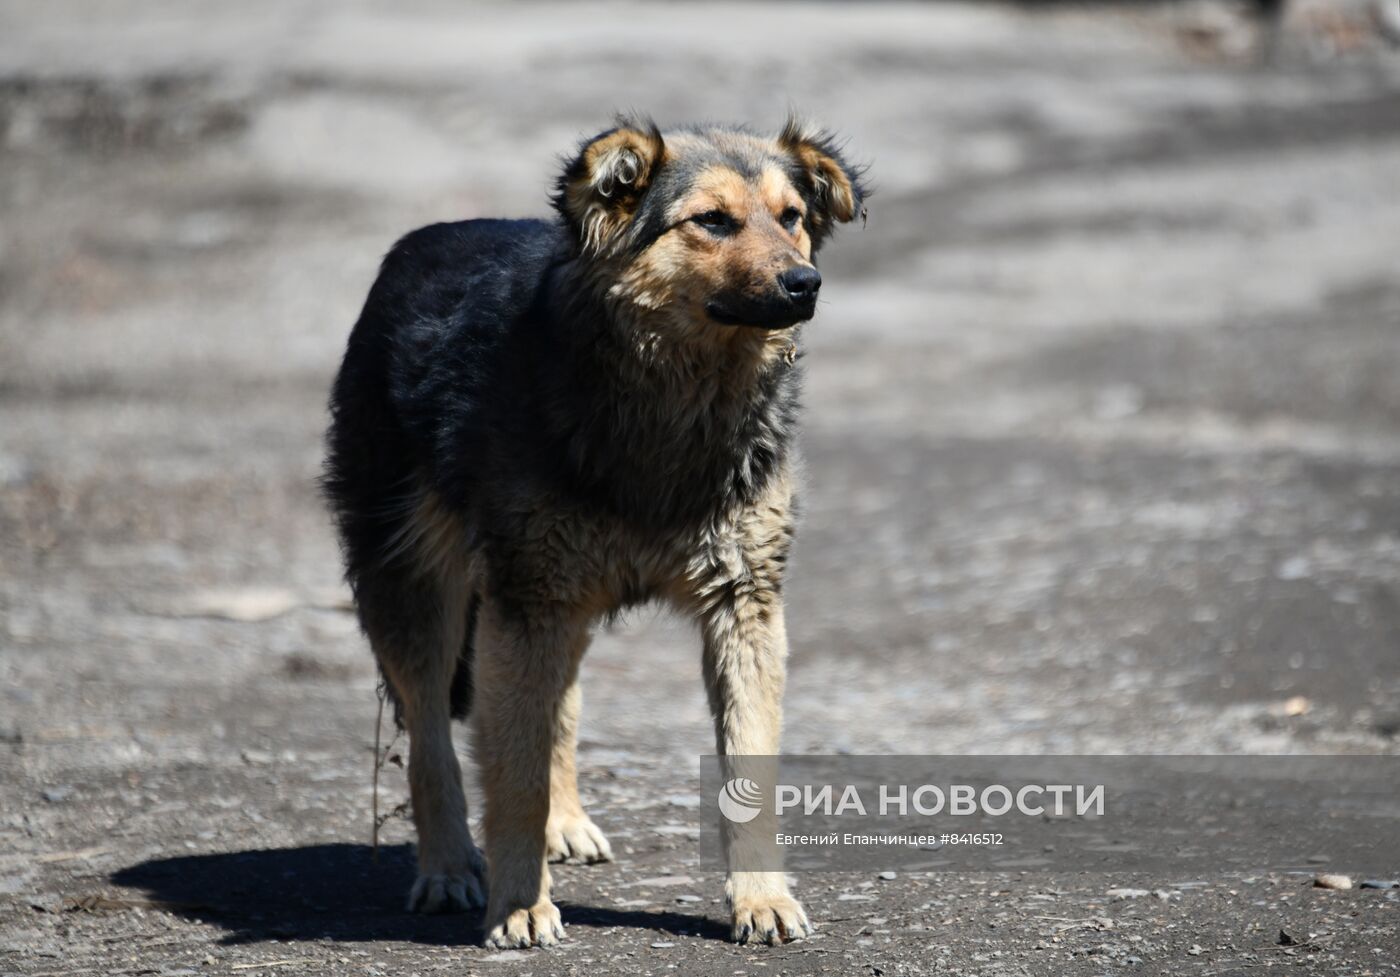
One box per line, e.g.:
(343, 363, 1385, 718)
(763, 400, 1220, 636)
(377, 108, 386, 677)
(777, 116, 867, 250)
(554, 119, 666, 254)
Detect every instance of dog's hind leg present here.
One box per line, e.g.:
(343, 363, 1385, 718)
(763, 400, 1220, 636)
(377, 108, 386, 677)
(545, 675, 613, 864)
(363, 568, 486, 913)
(474, 597, 589, 948)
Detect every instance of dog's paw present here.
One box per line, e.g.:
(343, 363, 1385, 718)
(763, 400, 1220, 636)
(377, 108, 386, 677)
(407, 847, 488, 913)
(731, 894, 813, 946)
(483, 898, 565, 949)
(545, 812, 613, 864)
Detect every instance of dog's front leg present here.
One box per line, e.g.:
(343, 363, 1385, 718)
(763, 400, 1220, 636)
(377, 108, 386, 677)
(473, 597, 588, 949)
(701, 594, 813, 945)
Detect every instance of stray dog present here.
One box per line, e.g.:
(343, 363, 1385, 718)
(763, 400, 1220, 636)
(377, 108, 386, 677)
(324, 116, 865, 948)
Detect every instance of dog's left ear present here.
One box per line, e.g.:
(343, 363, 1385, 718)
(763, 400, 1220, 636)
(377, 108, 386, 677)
(554, 119, 667, 254)
(777, 117, 868, 250)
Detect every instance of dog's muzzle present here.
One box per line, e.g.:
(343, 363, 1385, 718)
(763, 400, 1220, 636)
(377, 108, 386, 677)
(707, 268, 821, 330)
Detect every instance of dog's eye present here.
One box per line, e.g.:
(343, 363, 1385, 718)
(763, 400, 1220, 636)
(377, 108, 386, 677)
(779, 207, 803, 231)
(691, 210, 734, 235)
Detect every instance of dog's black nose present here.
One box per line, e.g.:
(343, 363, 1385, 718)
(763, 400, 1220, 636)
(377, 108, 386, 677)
(780, 266, 822, 302)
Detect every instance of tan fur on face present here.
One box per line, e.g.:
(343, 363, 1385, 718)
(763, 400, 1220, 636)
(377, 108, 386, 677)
(668, 164, 811, 293)
(607, 162, 813, 366)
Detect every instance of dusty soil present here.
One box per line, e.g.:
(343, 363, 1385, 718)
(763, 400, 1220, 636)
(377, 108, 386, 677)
(2, 1, 1399, 974)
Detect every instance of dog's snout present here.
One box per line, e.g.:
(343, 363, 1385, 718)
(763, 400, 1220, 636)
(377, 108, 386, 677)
(779, 266, 821, 302)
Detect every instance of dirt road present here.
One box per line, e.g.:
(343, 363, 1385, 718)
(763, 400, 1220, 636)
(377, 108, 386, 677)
(3, 2, 1399, 973)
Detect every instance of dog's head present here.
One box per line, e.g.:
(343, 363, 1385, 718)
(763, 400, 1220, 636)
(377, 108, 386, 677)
(554, 116, 866, 332)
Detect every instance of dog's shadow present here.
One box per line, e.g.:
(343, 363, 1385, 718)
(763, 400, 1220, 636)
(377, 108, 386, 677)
(111, 843, 726, 946)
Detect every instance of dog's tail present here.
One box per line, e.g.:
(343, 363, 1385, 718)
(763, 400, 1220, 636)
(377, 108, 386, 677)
(447, 591, 479, 720)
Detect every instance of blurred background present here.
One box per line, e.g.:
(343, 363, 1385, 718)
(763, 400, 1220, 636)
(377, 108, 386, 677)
(2, 0, 1398, 972)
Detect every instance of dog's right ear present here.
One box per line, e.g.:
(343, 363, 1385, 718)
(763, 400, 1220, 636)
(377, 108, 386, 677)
(554, 120, 666, 254)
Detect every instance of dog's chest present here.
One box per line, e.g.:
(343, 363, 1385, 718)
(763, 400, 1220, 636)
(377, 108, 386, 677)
(499, 499, 751, 617)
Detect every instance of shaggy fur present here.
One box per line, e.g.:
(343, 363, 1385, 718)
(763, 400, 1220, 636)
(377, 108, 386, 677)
(324, 116, 866, 949)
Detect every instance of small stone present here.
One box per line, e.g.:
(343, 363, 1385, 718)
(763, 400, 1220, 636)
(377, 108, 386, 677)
(1276, 555, 1312, 580)
(181, 586, 302, 622)
(1093, 384, 1144, 420)
(41, 787, 73, 803)
(878, 871, 898, 880)
(650, 941, 676, 949)
(628, 875, 694, 888)
(1313, 874, 1352, 890)
(1281, 695, 1310, 717)
(1359, 880, 1399, 889)
(675, 894, 702, 903)
(1187, 944, 1204, 956)
(652, 824, 699, 837)
(1106, 887, 1150, 900)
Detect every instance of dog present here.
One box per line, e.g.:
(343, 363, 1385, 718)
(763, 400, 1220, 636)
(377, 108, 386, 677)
(323, 116, 865, 949)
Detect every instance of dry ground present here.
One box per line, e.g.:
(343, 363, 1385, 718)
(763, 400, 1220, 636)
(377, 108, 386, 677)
(2, 2, 1399, 974)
